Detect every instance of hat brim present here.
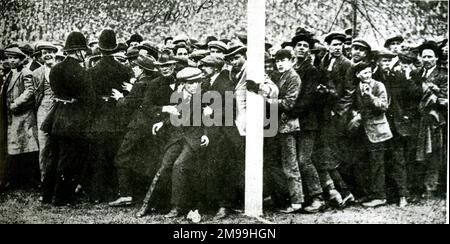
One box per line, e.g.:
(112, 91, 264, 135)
(384, 37, 404, 48)
(99, 44, 119, 52)
(225, 46, 247, 59)
(154, 60, 177, 66)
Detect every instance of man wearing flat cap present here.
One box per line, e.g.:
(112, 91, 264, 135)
(384, 35, 404, 71)
(373, 49, 420, 207)
(1, 47, 39, 190)
(31, 42, 59, 179)
(410, 40, 448, 199)
(290, 33, 331, 212)
(87, 29, 133, 203)
(142, 67, 209, 218)
(197, 55, 237, 219)
(317, 31, 355, 202)
(208, 41, 228, 59)
(41, 32, 95, 206)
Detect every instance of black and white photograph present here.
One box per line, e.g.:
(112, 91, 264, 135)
(0, 0, 448, 226)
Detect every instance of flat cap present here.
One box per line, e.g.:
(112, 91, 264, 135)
(176, 67, 204, 82)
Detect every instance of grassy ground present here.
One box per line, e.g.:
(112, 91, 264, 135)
(0, 190, 447, 224)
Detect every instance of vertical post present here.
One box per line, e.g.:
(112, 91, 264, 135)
(352, 0, 358, 38)
(245, 0, 265, 217)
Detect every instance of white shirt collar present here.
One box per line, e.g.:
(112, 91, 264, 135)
(210, 73, 220, 86)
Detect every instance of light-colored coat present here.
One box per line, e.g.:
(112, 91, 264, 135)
(354, 78, 393, 143)
(3, 67, 39, 155)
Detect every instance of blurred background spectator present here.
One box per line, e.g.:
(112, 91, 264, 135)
(266, 0, 448, 48)
(0, 0, 247, 48)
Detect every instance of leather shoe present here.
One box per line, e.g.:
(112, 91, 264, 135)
(165, 208, 182, 218)
(279, 204, 302, 214)
(108, 197, 133, 207)
(362, 199, 387, 208)
(213, 207, 230, 220)
(303, 198, 325, 214)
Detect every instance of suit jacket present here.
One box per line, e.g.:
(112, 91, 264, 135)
(319, 54, 352, 117)
(275, 68, 301, 134)
(161, 90, 207, 152)
(128, 75, 178, 131)
(88, 56, 133, 134)
(353, 79, 392, 143)
(294, 57, 323, 131)
(202, 70, 235, 139)
(44, 57, 94, 137)
(117, 73, 159, 128)
(2, 67, 39, 154)
(373, 69, 421, 137)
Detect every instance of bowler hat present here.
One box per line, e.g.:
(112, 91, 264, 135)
(154, 53, 177, 66)
(135, 54, 158, 72)
(418, 40, 441, 57)
(325, 31, 347, 45)
(126, 47, 139, 60)
(98, 29, 118, 52)
(137, 41, 159, 60)
(127, 34, 143, 46)
(64, 32, 88, 52)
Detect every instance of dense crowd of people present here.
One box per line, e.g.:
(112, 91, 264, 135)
(0, 1, 448, 223)
(1, 0, 246, 48)
(266, 0, 448, 48)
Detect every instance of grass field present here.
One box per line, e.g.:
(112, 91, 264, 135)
(0, 190, 447, 224)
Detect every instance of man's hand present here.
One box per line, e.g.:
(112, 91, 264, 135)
(111, 89, 124, 101)
(348, 113, 362, 131)
(317, 84, 329, 94)
(203, 106, 213, 117)
(260, 83, 272, 97)
(162, 105, 180, 116)
(362, 84, 372, 96)
(201, 135, 209, 147)
(152, 122, 164, 135)
(122, 82, 133, 92)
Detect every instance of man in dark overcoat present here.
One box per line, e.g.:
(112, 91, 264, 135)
(41, 32, 95, 206)
(87, 29, 133, 202)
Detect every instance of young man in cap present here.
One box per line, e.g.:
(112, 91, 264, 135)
(208, 41, 228, 59)
(317, 31, 355, 204)
(384, 35, 404, 71)
(1, 47, 39, 190)
(266, 49, 304, 213)
(150, 67, 209, 218)
(290, 34, 328, 212)
(198, 55, 236, 219)
(373, 49, 420, 207)
(41, 32, 95, 206)
(411, 41, 448, 199)
(87, 29, 133, 203)
(348, 62, 392, 208)
(31, 42, 58, 181)
(109, 54, 161, 207)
